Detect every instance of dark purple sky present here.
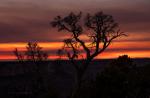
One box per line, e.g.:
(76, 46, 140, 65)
(0, 0, 150, 42)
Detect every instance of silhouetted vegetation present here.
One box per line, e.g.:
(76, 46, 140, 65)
(14, 42, 48, 62)
(93, 55, 138, 98)
(51, 11, 126, 98)
(2, 54, 150, 98)
(12, 42, 57, 98)
(74, 55, 150, 98)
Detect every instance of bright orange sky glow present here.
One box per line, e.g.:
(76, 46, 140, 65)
(0, 41, 149, 60)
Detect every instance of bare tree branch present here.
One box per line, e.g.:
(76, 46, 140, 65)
(51, 11, 126, 98)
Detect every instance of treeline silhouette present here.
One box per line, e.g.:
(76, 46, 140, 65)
(1, 54, 150, 98)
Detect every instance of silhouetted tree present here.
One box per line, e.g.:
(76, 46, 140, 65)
(51, 11, 126, 98)
(14, 42, 48, 62)
(13, 42, 52, 98)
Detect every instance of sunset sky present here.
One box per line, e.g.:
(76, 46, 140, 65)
(0, 0, 150, 60)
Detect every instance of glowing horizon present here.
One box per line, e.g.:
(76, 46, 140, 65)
(0, 41, 150, 60)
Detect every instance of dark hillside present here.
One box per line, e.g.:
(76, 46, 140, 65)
(0, 59, 150, 98)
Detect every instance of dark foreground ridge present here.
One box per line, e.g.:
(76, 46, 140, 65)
(0, 59, 150, 98)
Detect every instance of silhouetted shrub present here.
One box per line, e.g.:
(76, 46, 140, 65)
(14, 42, 48, 62)
(87, 55, 150, 98)
(92, 55, 140, 98)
